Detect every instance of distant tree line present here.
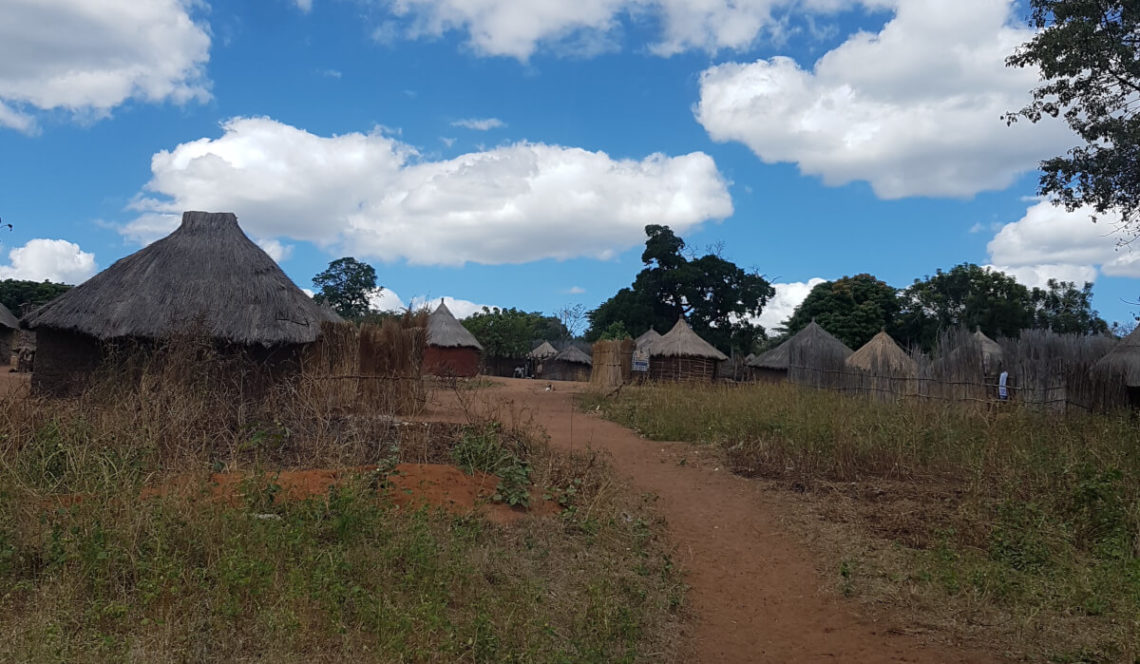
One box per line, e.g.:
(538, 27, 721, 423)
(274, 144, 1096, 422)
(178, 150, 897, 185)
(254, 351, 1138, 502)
(0, 279, 72, 315)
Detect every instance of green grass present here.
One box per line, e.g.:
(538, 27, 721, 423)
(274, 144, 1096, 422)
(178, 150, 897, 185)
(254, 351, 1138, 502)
(0, 371, 683, 663)
(583, 382, 1140, 661)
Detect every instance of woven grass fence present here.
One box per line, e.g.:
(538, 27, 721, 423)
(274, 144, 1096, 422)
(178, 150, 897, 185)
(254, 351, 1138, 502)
(590, 339, 633, 389)
(302, 313, 426, 415)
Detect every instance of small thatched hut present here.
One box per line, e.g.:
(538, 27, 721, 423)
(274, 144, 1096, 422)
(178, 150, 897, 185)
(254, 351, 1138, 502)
(649, 318, 727, 382)
(1090, 326, 1140, 404)
(21, 211, 342, 395)
(527, 340, 558, 378)
(634, 328, 661, 352)
(423, 302, 482, 378)
(748, 321, 852, 384)
(545, 344, 592, 382)
(0, 302, 18, 365)
(847, 330, 918, 398)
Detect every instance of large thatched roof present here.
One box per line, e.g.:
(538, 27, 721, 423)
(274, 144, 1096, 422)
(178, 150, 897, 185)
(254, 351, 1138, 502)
(427, 302, 482, 350)
(22, 211, 341, 345)
(635, 328, 661, 352)
(528, 340, 558, 360)
(0, 302, 18, 330)
(553, 344, 592, 365)
(847, 330, 917, 375)
(650, 318, 727, 361)
(1091, 326, 1140, 386)
(749, 321, 852, 370)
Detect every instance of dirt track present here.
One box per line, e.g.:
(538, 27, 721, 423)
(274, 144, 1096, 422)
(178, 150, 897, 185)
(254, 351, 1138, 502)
(432, 378, 996, 664)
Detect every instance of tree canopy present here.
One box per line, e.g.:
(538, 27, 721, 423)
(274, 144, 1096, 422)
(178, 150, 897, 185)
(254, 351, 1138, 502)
(1005, 0, 1140, 230)
(461, 307, 568, 358)
(781, 274, 900, 350)
(312, 257, 378, 321)
(1031, 279, 1109, 335)
(0, 279, 72, 315)
(586, 225, 774, 354)
(897, 264, 1036, 349)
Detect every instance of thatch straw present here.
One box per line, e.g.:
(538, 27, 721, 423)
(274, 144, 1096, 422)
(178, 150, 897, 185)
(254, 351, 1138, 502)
(1091, 326, 1140, 386)
(528, 340, 558, 360)
(427, 302, 482, 349)
(847, 330, 917, 375)
(554, 345, 592, 366)
(635, 328, 661, 352)
(22, 211, 340, 345)
(650, 318, 727, 361)
(749, 321, 852, 370)
(0, 302, 18, 330)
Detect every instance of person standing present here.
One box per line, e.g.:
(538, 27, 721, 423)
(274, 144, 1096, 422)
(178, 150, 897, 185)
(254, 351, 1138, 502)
(998, 369, 1009, 401)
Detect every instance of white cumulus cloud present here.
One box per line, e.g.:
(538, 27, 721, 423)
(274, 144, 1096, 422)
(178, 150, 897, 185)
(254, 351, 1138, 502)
(985, 201, 1140, 288)
(371, 289, 492, 318)
(256, 238, 294, 263)
(0, 238, 98, 284)
(757, 277, 826, 331)
(451, 117, 505, 130)
(695, 0, 1074, 199)
(125, 116, 733, 266)
(0, 0, 211, 132)
(374, 0, 862, 59)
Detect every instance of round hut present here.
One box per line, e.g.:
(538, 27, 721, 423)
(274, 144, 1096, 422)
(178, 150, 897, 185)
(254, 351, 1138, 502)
(545, 344, 592, 382)
(847, 330, 917, 398)
(21, 211, 342, 396)
(0, 302, 18, 366)
(528, 340, 558, 378)
(747, 320, 853, 384)
(424, 302, 482, 378)
(649, 317, 727, 382)
(1090, 326, 1140, 406)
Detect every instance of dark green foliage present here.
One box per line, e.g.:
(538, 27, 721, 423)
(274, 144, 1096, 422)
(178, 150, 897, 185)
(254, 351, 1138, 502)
(1032, 279, 1110, 336)
(598, 321, 631, 340)
(0, 279, 71, 315)
(781, 274, 901, 350)
(1006, 0, 1140, 230)
(461, 308, 569, 358)
(586, 225, 775, 354)
(312, 257, 378, 321)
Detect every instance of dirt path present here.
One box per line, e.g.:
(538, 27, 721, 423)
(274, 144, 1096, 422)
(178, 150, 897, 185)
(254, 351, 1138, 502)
(428, 378, 996, 664)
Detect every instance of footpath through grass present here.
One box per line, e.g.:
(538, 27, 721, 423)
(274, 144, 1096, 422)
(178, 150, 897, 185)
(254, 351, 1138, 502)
(584, 382, 1140, 663)
(0, 369, 683, 663)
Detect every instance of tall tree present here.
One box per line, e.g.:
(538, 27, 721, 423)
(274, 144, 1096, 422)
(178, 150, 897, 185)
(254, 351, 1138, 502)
(0, 279, 72, 315)
(1005, 1, 1140, 229)
(1031, 279, 1109, 335)
(312, 257, 378, 321)
(586, 225, 774, 353)
(897, 264, 1036, 350)
(782, 274, 901, 350)
(462, 307, 568, 358)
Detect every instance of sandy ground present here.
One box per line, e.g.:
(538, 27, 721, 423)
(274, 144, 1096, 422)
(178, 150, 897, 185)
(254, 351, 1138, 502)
(425, 377, 998, 664)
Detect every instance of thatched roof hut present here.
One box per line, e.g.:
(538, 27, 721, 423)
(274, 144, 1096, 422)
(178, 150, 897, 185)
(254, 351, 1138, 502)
(1091, 326, 1140, 387)
(748, 321, 853, 383)
(649, 317, 727, 381)
(0, 302, 18, 365)
(848, 330, 917, 374)
(545, 344, 592, 382)
(22, 211, 341, 394)
(528, 341, 558, 360)
(635, 328, 661, 352)
(423, 302, 482, 377)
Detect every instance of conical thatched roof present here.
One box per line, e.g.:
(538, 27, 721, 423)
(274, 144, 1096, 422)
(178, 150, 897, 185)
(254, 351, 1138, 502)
(553, 344, 592, 366)
(427, 302, 482, 350)
(971, 328, 1004, 367)
(528, 340, 558, 360)
(22, 211, 340, 345)
(847, 330, 917, 375)
(0, 302, 18, 330)
(650, 318, 727, 361)
(635, 328, 661, 352)
(748, 321, 852, 370)
(1091, 326, 1140, 386)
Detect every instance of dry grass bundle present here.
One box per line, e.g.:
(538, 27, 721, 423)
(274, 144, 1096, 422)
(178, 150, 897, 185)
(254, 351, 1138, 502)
(590, 339, 633, 389)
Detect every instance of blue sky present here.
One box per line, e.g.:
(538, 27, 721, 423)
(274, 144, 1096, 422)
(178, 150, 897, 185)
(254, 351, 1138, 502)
(1, 0, 1137, 330)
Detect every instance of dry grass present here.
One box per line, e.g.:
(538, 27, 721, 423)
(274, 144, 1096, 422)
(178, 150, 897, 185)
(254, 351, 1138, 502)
(0, 340, 684, 663)
(583, 381, 1140, 663)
